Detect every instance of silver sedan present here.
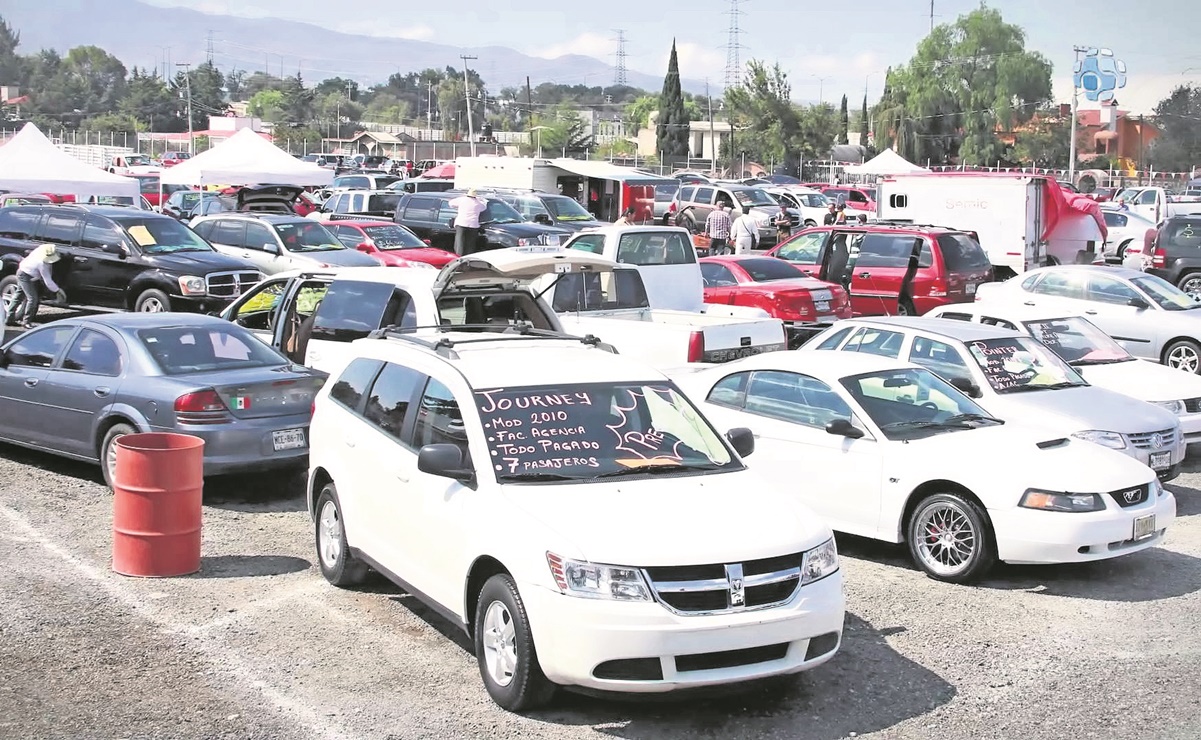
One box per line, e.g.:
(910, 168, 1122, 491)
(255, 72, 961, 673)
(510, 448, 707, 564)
(0, 313, 327, 487)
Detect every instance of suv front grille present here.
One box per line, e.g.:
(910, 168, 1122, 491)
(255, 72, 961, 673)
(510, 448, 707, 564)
(1129, 428, 1178, 450)
(206, 271, 264, 299)
(643, 552, 802, 615)
(1109, 483, 1150, 508)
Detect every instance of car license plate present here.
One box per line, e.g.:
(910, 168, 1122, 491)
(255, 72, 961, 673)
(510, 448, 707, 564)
(1133, 514, 1156, 541)
(810, 290, 833, 302)
(544, 235, 560, 246)
(815, 300, 831, 313)
(966, 283, 977, 295)
(272, 428, 307, 451)
(1150, 451, 1171, 469)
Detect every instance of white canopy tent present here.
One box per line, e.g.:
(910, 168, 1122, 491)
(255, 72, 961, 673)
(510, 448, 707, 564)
(159, 128, 334, 187)
(843, 148, 930, 176)
(0, 122, 139, 198)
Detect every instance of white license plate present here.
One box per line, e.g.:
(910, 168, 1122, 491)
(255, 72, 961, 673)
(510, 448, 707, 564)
(810, 290, 833, 301)
(966, 283, 977, 295)
(815, 300, 831, 312)
(272, 428, 307, 451)
(1150, 451, 1172, 469)
(1133, 514, 1156, 540)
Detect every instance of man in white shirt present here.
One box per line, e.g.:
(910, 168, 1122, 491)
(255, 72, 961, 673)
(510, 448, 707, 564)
(730, 211, 759, 255)
(448, 188, 488, 256)
(12, 244, 63, 328)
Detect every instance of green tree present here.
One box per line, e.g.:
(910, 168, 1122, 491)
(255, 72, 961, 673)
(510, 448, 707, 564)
(173, 61, 227, 130)
(656, 40, 689, 161)
(314, 77, 358, 99)
(120, 67, 184, 131)
(859, 95, 869, 137)
(1011, 107, 1073, 169)
(62, 45, 128, 115)
(239, 71, 282, 99)
(624, 94, 658, 134)
(838, 94, 849, 144)
(278, 73, 314, 125)
(872, 7, 1052, 166)
(363, 93, 412, 125)
(724, 60, 807, 171)
(0, 16, 22, 87)
(529, 105, 593, 155)
(80, 112, 139, 136)
(247, 89, 285, 121)
(1149, 85, 1201, 172)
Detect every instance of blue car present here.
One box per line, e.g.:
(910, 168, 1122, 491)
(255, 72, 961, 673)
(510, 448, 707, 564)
(0, 313, 327, 487)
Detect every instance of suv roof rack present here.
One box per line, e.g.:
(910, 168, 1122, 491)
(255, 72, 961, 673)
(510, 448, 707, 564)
(869, 220, 961, 231)
(365, 323, 618, 359)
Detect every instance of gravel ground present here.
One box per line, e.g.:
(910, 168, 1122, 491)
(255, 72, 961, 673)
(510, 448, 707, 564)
(0, 437, 1199, 739)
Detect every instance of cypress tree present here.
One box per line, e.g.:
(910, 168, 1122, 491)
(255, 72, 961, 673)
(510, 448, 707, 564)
(657, 40, 689, 161)
(838, 94, 849, 144)
(860, 94, 869, 137)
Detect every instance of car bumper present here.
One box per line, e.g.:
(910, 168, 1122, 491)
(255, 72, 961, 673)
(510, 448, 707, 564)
(521, 572, 845, 693)
(1180, 413, 1201, 444)
(152, 415, 311, 476)
(989, 492, 1176, 565)
(168, 294, 238, 314)
(1121, 441, 1185, 482)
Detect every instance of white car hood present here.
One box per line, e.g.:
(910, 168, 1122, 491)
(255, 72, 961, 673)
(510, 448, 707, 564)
(501, 470, 831, 567)
(1078, 359, 1201, 403)
(985, 385, 1179, 434)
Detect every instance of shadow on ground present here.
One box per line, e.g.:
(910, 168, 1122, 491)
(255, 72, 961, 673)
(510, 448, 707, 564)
(193, 554, 311, 578)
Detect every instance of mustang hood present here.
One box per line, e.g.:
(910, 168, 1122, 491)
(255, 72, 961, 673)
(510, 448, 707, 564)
(501, 471, 831, 566)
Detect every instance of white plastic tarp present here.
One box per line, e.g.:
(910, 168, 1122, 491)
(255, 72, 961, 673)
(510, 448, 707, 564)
(844, 148, 930, 176)
(0, 122, 139, 198)
(159, 128, 334, 187)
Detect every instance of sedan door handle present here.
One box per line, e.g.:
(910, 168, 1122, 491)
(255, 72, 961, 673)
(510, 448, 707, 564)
(74, 256, 89, 263)
(93, 387, 111, 398)
(23, 378, 38, 388)
(858, 272, 871, 279)
(1022, 301, 1036, 306)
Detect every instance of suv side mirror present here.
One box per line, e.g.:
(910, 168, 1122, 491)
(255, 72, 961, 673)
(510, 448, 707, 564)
(533, 213, 552, 225)
(101, 242, 123, 256)
(417, 444, 476, 484)
(825, 418, 865, 439)
(725, 427, 755, 457)
(1128, 296, 1150, 309)
(948, 376, 982, 398)
(263, 242, 280, 254)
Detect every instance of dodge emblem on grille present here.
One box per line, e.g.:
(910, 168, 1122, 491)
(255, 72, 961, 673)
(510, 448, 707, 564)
(725, 563, 745, 608)
(1151, 433, 1163, 449)
(1123, 488, 1140, 504)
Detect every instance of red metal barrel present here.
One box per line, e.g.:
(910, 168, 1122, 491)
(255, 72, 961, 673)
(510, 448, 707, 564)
(112, 432, 204, 577)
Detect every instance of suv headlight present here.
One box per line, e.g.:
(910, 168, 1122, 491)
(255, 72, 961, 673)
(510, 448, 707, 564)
(801, 538, 839, 585)
(515, 237, 535, 246)
(177, 275, 206, 295)
(546, 552, 651, 601)
(1151, 400, 1186, 415)
(1071, 430, 1127, 449)
(1019, 489, 1106, 512)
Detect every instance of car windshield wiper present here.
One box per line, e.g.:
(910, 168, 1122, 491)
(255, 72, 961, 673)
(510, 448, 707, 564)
(590, 463, 727, 480)
(941, 413, 1004, 425)
(1071, 357, 1135, 366)
(880, 420, 957, 431)
(1001, 381, 1083, 393)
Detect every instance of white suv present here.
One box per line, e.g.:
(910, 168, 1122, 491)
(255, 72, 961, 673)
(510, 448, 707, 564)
(307, 328, 845, 712)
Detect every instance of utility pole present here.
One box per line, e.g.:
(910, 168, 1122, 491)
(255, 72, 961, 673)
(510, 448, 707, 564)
(930, 0, 935, 31)
(706, 78, 716, 172)
(176, 62, 194, 156)
(1068, 45, 1087, 183)
(427, 80, 433, 135)
(460, 54, 478, 156)
(1139, 114, 1145, 186)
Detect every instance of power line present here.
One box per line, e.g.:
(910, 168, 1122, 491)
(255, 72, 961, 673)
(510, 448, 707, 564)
(613, 30, 629, 87)
(723, 0, 747, 89)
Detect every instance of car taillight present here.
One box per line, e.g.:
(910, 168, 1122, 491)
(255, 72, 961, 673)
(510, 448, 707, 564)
(1152, 245, 1166, 268)
(772, 294, 809, 320)
(667, 201, 677, 213)
(174, 389, 230, 424)
(687, 331, 705, 362)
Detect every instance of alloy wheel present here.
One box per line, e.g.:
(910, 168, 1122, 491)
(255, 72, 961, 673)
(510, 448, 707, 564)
(317, 500, 343, 569)
(139, 297, 166, 312)
(914, 502, 978, 577)
(1168, 345, 1200, 374)
(1181, 277, 1201, 300)
(480, 600, 518, 688)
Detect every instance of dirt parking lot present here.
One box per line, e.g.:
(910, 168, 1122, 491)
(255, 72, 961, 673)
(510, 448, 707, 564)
(1, 440, 1200, 739)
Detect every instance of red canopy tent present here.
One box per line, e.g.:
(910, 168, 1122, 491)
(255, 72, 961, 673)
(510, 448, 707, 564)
(421, 162, 455, 179)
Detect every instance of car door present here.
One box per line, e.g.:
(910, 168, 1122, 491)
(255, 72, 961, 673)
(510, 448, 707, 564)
(1081, 273, 1158, 353)
(691, 186, 716, 227)
(1020, 269, 1088, 313)
(771, 230, 828, 276)
(223, 275, 294, 345)
(400, 196, 445, 248)
(242, 221, 285, 273)
(34, 210, 84, 291)
(0, 324, 78, 449)
(206, 219, 248, 261)
(76, 217, 140, 309)
(849, 233, 920, 316)
(702, 370, 884, 537)
(321, 357, 386, 547)
(819, 230, 868, 312)
(700, 262, 740, 304)
(39, 327, 126, 458)
(1133, 188, 1160, 223)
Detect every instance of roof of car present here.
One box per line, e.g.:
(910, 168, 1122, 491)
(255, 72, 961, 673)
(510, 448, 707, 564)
(705, 347, 917, 378)
(1023, 264, 1145, 280)
(200, 213, 312, 224)
(68, 312, 236, 330)
(325, 219, 402, 227)
(929, 302, 1079, 323)
(835, 316, 1027, 341)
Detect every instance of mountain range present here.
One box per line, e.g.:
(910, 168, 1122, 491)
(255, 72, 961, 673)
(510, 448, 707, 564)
(0, 0, 707, 95)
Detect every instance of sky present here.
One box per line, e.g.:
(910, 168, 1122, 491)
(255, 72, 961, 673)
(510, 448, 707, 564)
(144, 0, 1201, 114)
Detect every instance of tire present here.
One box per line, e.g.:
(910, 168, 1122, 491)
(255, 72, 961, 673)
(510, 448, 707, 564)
(100, 423, 136, 490)
(1177, 272, 1201, 300)
(473, 573, 556, 712)
(906, 492, 996, 583)
(897, 298, 916, 316)
(314, 484, 370, 587)
(1116, 240, 1132, 260)
(803, 219, 817, 227)
(134, 288, 172, 313)
(0, 274, 20, 322)
(1163, 338, 1201, 375)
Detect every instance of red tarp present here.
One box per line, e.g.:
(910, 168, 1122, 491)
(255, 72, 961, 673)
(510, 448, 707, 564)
(1045, 180, 1109, 243)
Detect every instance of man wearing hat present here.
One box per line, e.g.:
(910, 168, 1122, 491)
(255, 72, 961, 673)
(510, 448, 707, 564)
(448, 188, 488, 256)
(11, 244, 64, 328)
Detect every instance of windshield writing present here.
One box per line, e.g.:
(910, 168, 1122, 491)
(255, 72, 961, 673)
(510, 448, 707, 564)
(1024, 318, 1132, 364)
(275, 222, 344, 252)
(122, 218, 214, 253)
(475, 382, 735, 481)
(966, 337, 1084, 393)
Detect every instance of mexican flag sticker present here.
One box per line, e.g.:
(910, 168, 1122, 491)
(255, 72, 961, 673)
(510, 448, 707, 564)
(234, 396, 251, 410)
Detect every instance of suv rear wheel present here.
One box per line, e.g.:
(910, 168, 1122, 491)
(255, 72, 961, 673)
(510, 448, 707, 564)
(1177, 272, 1201, 299)
(315, 484, 370, 587)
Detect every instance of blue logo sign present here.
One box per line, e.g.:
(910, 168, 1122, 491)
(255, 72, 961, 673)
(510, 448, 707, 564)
(1073, 48, 1127, 102)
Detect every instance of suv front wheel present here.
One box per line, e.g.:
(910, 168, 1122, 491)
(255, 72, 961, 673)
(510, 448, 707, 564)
(134, 288, 172, 312)
(473, 573, 556, 712)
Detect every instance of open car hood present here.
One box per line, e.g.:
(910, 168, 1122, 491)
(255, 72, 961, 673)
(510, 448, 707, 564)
(432, 246, 617, 294)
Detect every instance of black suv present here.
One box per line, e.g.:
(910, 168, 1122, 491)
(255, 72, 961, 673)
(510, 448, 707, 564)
(473, 189, 605, 232)
(392, 190, 573, 253)
(0, 205, 263, 314)
(1149, 215, 1201, 296)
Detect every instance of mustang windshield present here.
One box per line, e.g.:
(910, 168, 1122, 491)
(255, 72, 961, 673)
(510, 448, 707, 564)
(475, 382, 738, 482)
(1024, 317, 1135, 365)
(840, 367, 1000, 440)
(964, 336, 1087, 393)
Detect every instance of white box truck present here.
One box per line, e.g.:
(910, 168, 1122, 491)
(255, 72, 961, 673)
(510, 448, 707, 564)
(876, 173, 1106, 278)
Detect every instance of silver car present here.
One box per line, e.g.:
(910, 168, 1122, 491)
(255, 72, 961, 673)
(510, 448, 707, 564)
(191, 213, 380, 275)
(0, 313, 326, 487)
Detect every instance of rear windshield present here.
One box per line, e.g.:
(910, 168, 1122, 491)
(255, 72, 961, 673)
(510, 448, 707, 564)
(738, 258, 805, 282)
(937, 233, 992, 271)
(367, 193, 401, 213)
(139, 325, 286, 374)
(615, 231, 695, 265)
(1162, 221, 1201, 249)
(655, 184, 679, 202)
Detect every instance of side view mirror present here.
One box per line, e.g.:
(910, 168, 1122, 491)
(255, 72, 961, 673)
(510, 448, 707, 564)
(356, 242, 373, 253)
(533, 213, 552, 225)
(948, 376, 982, 398)
(263, 242, 280, 254)
(825, 418, 865, 439)
(1128, 296, 1150, 309)
(422, 239, 432, 245)
(417, 443, 475, 484)
(725, 427, 755, 457)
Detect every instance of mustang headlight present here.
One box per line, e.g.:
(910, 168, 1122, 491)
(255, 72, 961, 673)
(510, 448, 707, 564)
(1019, 489, 1106, 512)
(801, 538, 839, 585)
(1071, 430, 1128, 450)
(1151, 400, 1186, 415)
(546, 552, 651, 601)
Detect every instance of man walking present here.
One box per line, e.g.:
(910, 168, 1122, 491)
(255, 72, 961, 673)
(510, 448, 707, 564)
(731, 209, 759, 255)
(11, 244, 63, 328)
(704, 201, 733, 255)
(449, 188, 488, 256)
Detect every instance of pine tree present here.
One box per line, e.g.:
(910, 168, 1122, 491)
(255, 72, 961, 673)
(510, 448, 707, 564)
(860, 94, 869, 137)
(656, 40, 689, 162)
(838, 95, 849, 144)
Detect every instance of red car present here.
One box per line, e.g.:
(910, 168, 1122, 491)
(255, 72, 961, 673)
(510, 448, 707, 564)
(820, 185, 877, 212)
(159, 151, 191, 167)
(324, 220, 456, 268)
(700, 255, 852, 346)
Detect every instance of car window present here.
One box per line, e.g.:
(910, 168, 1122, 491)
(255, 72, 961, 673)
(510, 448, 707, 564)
(963, 336, 1087, 393)
(700, 263, 738, 287)
(1087, 275, 1141, 305)
(1164, 221, 1201, 250)
(191, 219, 215, 239)
(551, 271, 650, 311)
(813, 326, 853, 350)
(138, 325, 288, 374)
(274, 221, 343, 253)
(842, 326, 904, 358)
(694, 187, 715, 205)
(4, 325, 76, 367)
(857, 234, 921, 268)
(243, 222, 275, 251)
(907, 336, 972, 383)
(1137, 190, 1157, 205)
(615, 231, 695, 265)
(841, 367, 988, 438)
(363, 362, 425, 442)
(80, 218, 126, 252)
(311, 280, 414, 342)
(737, 258, 805, 281)
(1103, 212, 1128, 228)
(707, 372, 749, 408)
(210, 219, 245, 246)
(329, 224, 358, 248)
(412, 378, 467, 450)
(36, 212, 82, 246)
(775, 231, 825, 264)
(744, 371, 858, 429)
(117, 216, 215, 254)
(678, 186, 696, 202)
(362, 225, 424, 249)
(0, 209, 41, 239)
(936, 233, 992, 271)
(329, 358, 383, 412)
(1030, 271, 1085, 299)
(568, 234, 607, 255)
(60, 329, 122, 376)
(935, 311, 973, 322)
(979, 316, 1018, 330)
(403, 196, 438, 221)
